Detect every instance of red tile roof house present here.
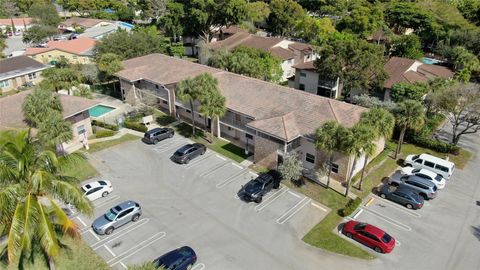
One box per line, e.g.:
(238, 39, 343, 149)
(0, 17, 34, 34)
(116, 53, 385, 185)
(198, 32, 316, 81)
(0, 90, 100, 153)
(25, 37, 96, 65)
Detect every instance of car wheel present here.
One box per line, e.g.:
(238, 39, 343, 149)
(406, 203, 413, 209)
(101, 191, 108, 197)
(131, 214, 140, 222)
(420, 193, 428, 200)
(201, 149, 206, 155)
(273, 184, 280, 189)
(186, 264, 193, 270)
(380, 193, 386, 199)
(374, 246, 383, 253)
(184, 158, 190, 164)
(255, 196, 263, 203)
(153, 139, 159, 145)
(105, 227, 114, 235)
(346, 232, 353, 238)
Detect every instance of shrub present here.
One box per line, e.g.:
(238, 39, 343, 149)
(95, 129, 116, 138)
(410, 136, 460, 155)
(340, 197, 362, 217)
(124, 121, 148, 132)
(92, 119, 119, 131)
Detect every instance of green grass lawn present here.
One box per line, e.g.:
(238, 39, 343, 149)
(174, 123, 250, 163)
(88, 134, 140, 153)
(61, 155, 99, 181)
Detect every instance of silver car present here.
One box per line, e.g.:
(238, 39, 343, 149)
(92, 200, 142, 235)
(389, 175, 437, 200)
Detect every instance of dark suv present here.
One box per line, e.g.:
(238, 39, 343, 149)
(143, 128, 175, 144)
(171, 143, 206, 164)
(153, 246, 197, 270)
(238, 172, 281, 203)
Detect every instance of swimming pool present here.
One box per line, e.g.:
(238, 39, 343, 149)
(89, 105, 116, 117)
(421, 57, 442, 65)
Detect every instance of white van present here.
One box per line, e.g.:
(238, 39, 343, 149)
(404, 153, 455, 180)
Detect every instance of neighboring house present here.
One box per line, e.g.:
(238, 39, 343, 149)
(0, 90, 100, 153)
(25, 37, 96, 64)
(288, 61, 342, 99)
(0, 56, 49, 94)
(0, 18, 33, 34)
(381, 57, 454, 101)
(116, 53, 384, 184)
(198, 32, 316, 81)
(59, 17, 114, 30)
(58, 17, 132, 40)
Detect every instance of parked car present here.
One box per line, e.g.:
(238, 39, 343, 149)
(143, 127, 175, 144)
(404, 153, 455, 180)
(343, 220, 395, 253)
(378, 184, 424, 209)
(238, 173, 280, 203)
(81, 180, 113, 201)
(153, 246, 197, 270)
(171, 143, 206, 164)
(92, 200, 141, 235)
(400, 167, 446, 189)
(389, 175, 437, 200)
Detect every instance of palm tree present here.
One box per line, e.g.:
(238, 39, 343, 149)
(200, 91, 227, 141)
(394, 100, 425, 159)
(37, 110, 73, 153)
(22, 87, 62, 127)
(341, 124, 376, 196)
(176, 77, 201, 136)
(315, 121, 344, 188)
(0, 130, 93, 267)
(357, 108, 395, 190)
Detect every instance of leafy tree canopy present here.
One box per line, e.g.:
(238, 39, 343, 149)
(337, 0, 385, 38)
(266, 0, 305, 36)
(22, 25, 58, 45)
(246, 1, 270, 25)
(390, 82, 429, 102)
(294, 16, 336, 42)
(28, 3, 61, 27)
(389, 34, 424, 60)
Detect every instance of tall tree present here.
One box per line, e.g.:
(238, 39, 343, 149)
(385, 2, 434, 34)
(22, 25, 58, 45)
(41, 66, 81, 94)
(278, 152, 303, 186)
(0, 130, 92, 266)
(15, 0, 47, 13)
(266, 0, 305, 36)
(159, 1, 184, 41)
(390, 82, 429, 103)
(97, 52, 123, 81)
(390, 34, 424, 60)
(394, 100, 425, 159)
(199, 87, 226, 141)
(176, 77, 201, 136)
(22, 87, 62, 127)
(294, 16, 336, 42)
(314, 35, 387, 98)
(137, 0, 167, 22)
(337, 0, 384, 38)
(357, 108, 395, 190)
(431, 83, 480, 145)
(28, 3, 61, 27)
(246, 1, 270, 25)
(315, 121, 345, 188)
(37, 110, 73, 151)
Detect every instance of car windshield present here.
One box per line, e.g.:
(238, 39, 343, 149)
(382, 233, 392, 243)
(435, 174, 443, 181)
(178, 247, 193, 256)
(98, 180, 107, 185)
(412, 155, 420, 160)
(412, 168, 421, 173)
(104, 209, 117, 221)
(174, 145, 191, 156)
(354, 222, 367, 231)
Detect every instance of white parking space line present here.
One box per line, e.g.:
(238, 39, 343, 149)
(184, 152, 214, 169)
(360, 207, 412, 232)
(75, 216, 87, 227)
(120, 262, 128, 269)
(288, 191, 301, 199)
(216, 168, 249, 189)
(370, 194, 422, 218)
(352, 209, 363, 219)
(103, 245, 116, 257)
(91, 218, 150, 249)
(255, 187, 289, 212)
(216, 154, 226, 160)
(311, 202, 328, 212)
(249, 172, 258, 178)
(276, 198, 311, 225)
(154, 141, 186, 153)
(93, 195, 121, 209)
(192, 263, 206, 270)
(199, 161, 231, 177)
(232, 163, 243, 169)
(109, 232, 167, 267)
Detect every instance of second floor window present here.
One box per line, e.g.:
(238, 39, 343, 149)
(300, 72, 306, 77)
(306, 153, 315, 163)
(331, 163, 339, 173)
(28, 73, 36, 80)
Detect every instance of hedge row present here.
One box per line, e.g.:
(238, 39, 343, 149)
(91, 120, 119, 131)
(124, 121, 148, 132)
(410, 136, 460, 155)
(340, 197, 363, 217)
(95, 129, 116, 138)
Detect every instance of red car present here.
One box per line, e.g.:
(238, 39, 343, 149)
(343, 220, 395, 253)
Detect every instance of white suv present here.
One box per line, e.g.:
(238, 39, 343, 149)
(81, 180, 113, 201)
(400, 167, 446, 189)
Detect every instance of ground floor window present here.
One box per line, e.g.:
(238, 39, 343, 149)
(28, 72, 37, 80)
(77, 124, 86, 135)
(305, 153, 315, 163)
(331, 163, 339, 173)
(0, 80, 9, 88)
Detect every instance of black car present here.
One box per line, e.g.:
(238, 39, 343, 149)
(171, 143, 206, 164)
(143, 128, 175, 144)
(378, 184, 424, 209)
(153, 246, 197, 270)
(238, 173, 280, 203)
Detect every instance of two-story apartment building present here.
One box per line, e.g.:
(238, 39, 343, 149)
(288, 61, 342, 99)
(25, 37, 96, 65)
(0, 56, 49, 94)
(198, 32, 316, 81)
(116, 54, 383, 185)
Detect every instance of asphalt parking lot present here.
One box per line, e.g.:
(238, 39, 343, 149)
(77, 135, 330, 270)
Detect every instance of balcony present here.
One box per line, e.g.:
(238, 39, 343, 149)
(318, 78, 337, 89)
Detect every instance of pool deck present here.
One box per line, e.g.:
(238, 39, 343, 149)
(90, 93, 135, 125)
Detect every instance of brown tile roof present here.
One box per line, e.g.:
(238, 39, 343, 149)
(292, 61, 315, 70)
(60, 17, 111, 28)
(220, 25, 247, 35)
(0, 56, 48, 80)
(0, 90, 100, 130)
(268, 47, 295, 60)
(25, 37, 96, 56)
(0, 18, 33, 26)
(383, 57, 453, 88)
(367, 29, 387, 41)
(117, 54, 367, 141)
(288, 42, 313, 52)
